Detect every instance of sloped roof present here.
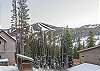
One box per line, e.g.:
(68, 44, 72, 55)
(0, 35, 7, 42)
(77, 45, 100, 53)
(0, 30, 16, 41)
(67, 63, 100, 71)
(0, 59, 9, 62)
(0, 66, 19, 71)
(16, 54, 34, 62)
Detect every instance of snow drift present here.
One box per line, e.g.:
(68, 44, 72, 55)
(67, 63, 100, 71)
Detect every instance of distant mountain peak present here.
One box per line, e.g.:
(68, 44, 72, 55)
(80, 24, 100, 28)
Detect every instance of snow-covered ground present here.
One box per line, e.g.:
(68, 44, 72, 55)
(0, 66, 19, 71)
(32, 67, 59, 71)
(67, 63, 100, 71)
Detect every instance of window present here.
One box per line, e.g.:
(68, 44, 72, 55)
(0, 55, 1, 59)
(0, 41, 1, 44)
(82, 56, 84, 57)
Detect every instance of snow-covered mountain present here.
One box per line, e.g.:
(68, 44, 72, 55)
(3, 23, 100, 46)
(72, 24, 100, 46)
(80, 24, 100, 28)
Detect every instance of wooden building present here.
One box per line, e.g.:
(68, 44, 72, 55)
(78, 45, 100, 65)
(0, 30, 16, 65)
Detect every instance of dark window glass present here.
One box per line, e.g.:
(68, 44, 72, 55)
(0, 41, 1, 44)
(82, 56, 84, 57)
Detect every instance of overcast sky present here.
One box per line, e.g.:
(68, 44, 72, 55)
(0, 0, 100, 28)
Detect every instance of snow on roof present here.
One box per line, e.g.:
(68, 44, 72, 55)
(77, 45, 100, 53)
(4, 31, 16, 41)
(16, 54, 34, 62)
(0, 59, 9, 62)
(67, 63, 100, 71)
(0, 30, 16, 41)
(32, 67, 59, 71)
(0, 35, 7, 42)
(0, 66, 19, 71)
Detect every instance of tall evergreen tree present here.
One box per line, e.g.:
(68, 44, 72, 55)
(63, 26, 73, 67)
(64, 26, 73, 56)
(87, 31, 95, 48)
(77, 36, 83, 51)
(17, 0, 30, 55)
(64, 26, 73, 49)
(25, 33, 35, 57)
(73, 36, 83, 59)
(11, 0, 30, 55)
(73, 46, 79, 59)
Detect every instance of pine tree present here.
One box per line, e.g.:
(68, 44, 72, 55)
(64, 26, 73, 49)
(25, 33, 35, 57)
(63, 26, 73, 67)
(82, 41, 85, 49)
(17, 0, 30, 55)
(77, 36, 83, 51)
(11, 0, 30, 55)
(73, 46, 79, 59)
(64, 26, 73, 57)
(87, 31, 95, 48)
(72, 36, 83, 59)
